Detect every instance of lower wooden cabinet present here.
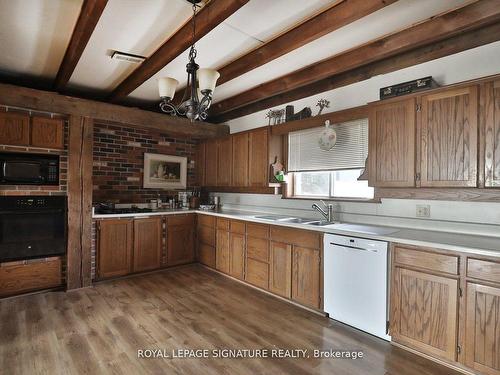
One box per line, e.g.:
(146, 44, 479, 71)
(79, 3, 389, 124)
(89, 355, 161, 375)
(269, 241, 292, 298)
(216, 229, 230, 274)
(198, 243, 216, 268)
(167, 219, 194, 266)
(133, 217, 162, 272)
(391, 266, 459, 362)
(229, 232, 245, 280)
(197, 216, 216, 268)
(465, 282, 500, 375)
(246, 258, 269, 289)
(97, 219, 133, 278)
(292, 246, 321, 309)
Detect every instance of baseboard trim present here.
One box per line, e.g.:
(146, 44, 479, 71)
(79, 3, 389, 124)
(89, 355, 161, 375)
(391, 341, 474, 375)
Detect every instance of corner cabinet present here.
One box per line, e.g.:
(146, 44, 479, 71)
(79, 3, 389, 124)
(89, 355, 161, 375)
(198, 126, 282, 189)
(368, 98, 416, 187)
(166, 215, 195, 266)
(419, 86, 478, 187)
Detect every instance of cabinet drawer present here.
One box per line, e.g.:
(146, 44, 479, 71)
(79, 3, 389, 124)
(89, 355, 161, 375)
(230, 220, 245, 234)
(246, 258, 269, 290)
(0, 257, 62, 297)
(198, 214, 215, 227)
(247, 223, 269, 239)
(270, 227, 321, 249)
(198, 225, 215, 246)
(216, 218, 230, 231)
(247, 237, 269, 262)
(168, 214, 194, 226)
(467, 258, 500, 284)
(394, 245, 458, 275)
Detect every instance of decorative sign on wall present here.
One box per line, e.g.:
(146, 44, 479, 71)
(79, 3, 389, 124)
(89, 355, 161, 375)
(143, 153, 187, 189)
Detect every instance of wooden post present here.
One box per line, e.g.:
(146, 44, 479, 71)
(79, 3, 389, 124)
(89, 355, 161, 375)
(67, 115, 93, 289)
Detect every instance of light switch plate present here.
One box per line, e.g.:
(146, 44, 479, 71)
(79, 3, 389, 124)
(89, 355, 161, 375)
(416, 204, 431, 218)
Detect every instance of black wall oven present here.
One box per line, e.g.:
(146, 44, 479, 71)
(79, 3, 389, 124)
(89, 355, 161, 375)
(0, 196, 67, 262)
(0, 152, 59, 185)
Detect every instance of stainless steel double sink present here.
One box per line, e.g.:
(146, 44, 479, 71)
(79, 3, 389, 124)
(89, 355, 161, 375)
(253, 215, 332, 226)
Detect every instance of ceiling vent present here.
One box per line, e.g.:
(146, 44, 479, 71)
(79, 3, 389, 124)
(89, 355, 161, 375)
(111, 51, 146, 64)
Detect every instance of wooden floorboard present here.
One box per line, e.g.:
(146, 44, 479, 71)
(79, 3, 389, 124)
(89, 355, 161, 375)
(0, 264, 461, 375)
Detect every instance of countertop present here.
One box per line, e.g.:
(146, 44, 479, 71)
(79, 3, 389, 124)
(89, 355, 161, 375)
(92, 207, 500, 258)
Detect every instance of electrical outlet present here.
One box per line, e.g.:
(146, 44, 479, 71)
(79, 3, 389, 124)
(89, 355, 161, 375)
(416, 204, 430, 218)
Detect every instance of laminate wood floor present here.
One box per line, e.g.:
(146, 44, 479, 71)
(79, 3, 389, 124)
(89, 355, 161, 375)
(0, 264, 461, 375)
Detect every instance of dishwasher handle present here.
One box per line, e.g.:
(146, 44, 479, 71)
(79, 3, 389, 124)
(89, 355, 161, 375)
(330, 242, 379, 253)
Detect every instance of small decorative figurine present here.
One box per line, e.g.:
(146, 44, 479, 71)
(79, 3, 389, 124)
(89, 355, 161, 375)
(316, 98, 330, 116)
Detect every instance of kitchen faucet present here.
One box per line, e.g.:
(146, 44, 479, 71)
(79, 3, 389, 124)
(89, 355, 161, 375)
(312, 200, 335, 222)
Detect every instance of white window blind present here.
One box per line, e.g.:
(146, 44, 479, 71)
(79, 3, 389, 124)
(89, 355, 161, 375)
(288, 118, 368, 172)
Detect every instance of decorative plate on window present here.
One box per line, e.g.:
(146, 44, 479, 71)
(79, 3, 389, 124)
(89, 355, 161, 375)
(318, 120, 336, 151)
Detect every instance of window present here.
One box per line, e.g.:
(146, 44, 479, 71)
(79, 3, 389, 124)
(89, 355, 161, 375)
(288, 119, 374, 200)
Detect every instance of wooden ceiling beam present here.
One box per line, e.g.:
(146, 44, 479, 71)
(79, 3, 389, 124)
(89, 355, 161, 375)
(211, 21, 500, 123)
(210, 0, 500, 119)
(108, 0, 250, 103)
(216, 0, 396, 86)
(0, 83, 228, 138)
(53, 0, 108, 91)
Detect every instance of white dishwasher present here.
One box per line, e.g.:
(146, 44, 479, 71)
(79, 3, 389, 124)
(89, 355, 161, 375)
(323, 234, 390, 341)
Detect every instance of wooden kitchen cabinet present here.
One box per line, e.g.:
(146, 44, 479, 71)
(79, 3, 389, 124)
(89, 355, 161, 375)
(232, 132, 249, 187)
(216, 228, 230, 274)
(167, 215, 195, 266)
(229, 232, 245, 280)
(245, 224, 270, 290)
(391, 245, 459, 362)
(97, 219, 133, 279)
(217, 136, 232, 186)
(482, 79, 500, 187)
(465, 282, 500, 375)
(419, 86, 478, 187)
(205, 140, 218, 186)
(248, 127, 269, 186)
(0, 111, 30, 146)
(292, 246, 321, 309)
(197, 215, 216, 268)
(269, 241, 292, 298)
(368, 98, 416, 187)
(133, 217, 162, 272)
(31, 117, 64, 149)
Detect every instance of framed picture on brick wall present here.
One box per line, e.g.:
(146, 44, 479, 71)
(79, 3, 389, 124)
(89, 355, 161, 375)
(143, 153, 187, 189)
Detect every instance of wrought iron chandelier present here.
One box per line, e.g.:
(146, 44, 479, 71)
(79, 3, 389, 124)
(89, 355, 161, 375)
(158, 0, 220, 121)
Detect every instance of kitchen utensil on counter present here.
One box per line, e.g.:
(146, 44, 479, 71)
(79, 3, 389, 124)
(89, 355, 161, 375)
(189, 196, 200, 209)
(199, 204, 216, 211)
(213, 196, 220, 208)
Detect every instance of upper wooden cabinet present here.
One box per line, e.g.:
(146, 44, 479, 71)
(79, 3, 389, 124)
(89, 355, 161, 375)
(0, 112, 30, 146)
(133, 217, 162, 272)
(483, 79, 500, 187)
(198, 126, 282, 189)
(368, 98, 416, 187)
(205, 140, 218, 186)
(248, 128, 269, 187)
(232, 132, 249, 187)
(217, 136, 232, 186)
(97, 219, 133, 279)
(419, 86, 478, 187)
(31, 117, 64, 149)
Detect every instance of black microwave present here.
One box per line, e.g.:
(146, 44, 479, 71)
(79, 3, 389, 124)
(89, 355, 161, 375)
(0, 152, 59, 185)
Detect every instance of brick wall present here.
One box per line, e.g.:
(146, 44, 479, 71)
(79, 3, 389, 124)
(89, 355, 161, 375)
(93, 121, 199, 203)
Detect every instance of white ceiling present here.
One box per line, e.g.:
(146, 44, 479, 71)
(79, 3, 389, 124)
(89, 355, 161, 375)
(0, 0, 82, 80)
(0, 0, 479, 110)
